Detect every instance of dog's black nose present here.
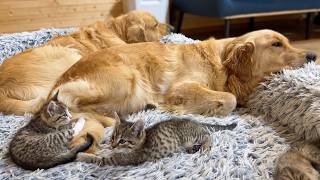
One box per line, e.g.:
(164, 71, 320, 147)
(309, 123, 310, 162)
(306, 52, 317, 62)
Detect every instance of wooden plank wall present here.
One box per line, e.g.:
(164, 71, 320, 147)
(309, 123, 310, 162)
(0, 0, 304, 33)
(0, 0, 123, 33)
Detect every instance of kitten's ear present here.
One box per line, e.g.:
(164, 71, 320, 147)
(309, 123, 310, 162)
(131, 119, 144, 137)
(113, 112, 121, 126)
(52, 90, 59, 101)
(47, 101, 58, 116)
(114, 112, 127, 125)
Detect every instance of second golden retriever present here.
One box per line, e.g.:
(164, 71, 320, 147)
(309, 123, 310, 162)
(48, 29, 316, 152)
(0, 11, 171, 115)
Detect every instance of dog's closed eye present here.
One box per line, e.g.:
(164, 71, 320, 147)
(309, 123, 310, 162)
(272, 42, 283, 47)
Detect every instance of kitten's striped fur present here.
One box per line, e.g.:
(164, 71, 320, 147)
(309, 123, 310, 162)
(9, 93, 93, 170)
(77, 113, 236, 166)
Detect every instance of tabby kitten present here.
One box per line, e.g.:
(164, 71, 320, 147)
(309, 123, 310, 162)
(9, 93, 93, 170)
(77, 113, 236, 166)
(275, 143, 320, 180)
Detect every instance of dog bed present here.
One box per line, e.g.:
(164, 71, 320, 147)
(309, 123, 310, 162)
(0, 29, 288, 179)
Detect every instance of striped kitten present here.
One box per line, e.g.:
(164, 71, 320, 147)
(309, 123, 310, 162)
(9, 93, 93, 170)
(275, 143, 320, 180)
(77, 113, 236, 166)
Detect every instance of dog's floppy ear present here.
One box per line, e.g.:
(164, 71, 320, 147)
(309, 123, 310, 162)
(126, 24, 146, 43)
(223, 40, 255, 82)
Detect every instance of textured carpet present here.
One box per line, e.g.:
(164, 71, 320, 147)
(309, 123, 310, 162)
(0, 28, 75, 64)
(0, 30, 289, 179)
(248, 62, 320, 144)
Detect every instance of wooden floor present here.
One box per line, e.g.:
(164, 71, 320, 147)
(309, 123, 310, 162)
(292, 39, 320, 57)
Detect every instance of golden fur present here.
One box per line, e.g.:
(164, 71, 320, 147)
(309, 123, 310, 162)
(47, 29, 314, 152)
(275, 143, 320, 180)
(0, 11, 170, 115)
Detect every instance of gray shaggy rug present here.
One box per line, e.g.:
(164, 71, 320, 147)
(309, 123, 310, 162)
(248, 62, 320, 144)
(0, 29, 289, 179)
(0, 28, 75, 64)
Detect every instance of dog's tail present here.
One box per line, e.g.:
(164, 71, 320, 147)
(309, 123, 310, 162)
(0, 94, 45, 115)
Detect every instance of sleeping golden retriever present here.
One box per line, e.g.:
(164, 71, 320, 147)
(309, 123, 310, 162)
(47, 29, 316, 152)
(0, 11, 171, 115)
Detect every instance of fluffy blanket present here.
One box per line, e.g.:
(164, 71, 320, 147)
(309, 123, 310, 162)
(248, 62, 320, 143)
(0, 29, 289, 179)
(0, 28, 74, 64)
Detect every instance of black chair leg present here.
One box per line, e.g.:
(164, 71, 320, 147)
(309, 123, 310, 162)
(305, 12, 313, 39)
(176, 11, 184, 33)
(224, 19, 230, 37)
(249, 17, 254, 31)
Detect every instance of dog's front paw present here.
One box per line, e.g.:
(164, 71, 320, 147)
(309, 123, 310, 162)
(71, 134, 98, 153)
(73, 117, 86, 136)
(76, 152, 95, 163)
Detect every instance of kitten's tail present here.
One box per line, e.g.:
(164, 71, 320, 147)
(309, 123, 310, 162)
(37, 133, 94, 169)
(201, 123, 237, 132)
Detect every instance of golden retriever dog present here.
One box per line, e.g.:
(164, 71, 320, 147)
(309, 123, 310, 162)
(47, 29, 316, 152)
(0, 11, 171, 115)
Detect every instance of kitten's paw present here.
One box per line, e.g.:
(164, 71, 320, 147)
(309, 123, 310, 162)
(200, 136, 212, 154)
(73, 117, 86, 136)
(200, 144, 212, 154)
